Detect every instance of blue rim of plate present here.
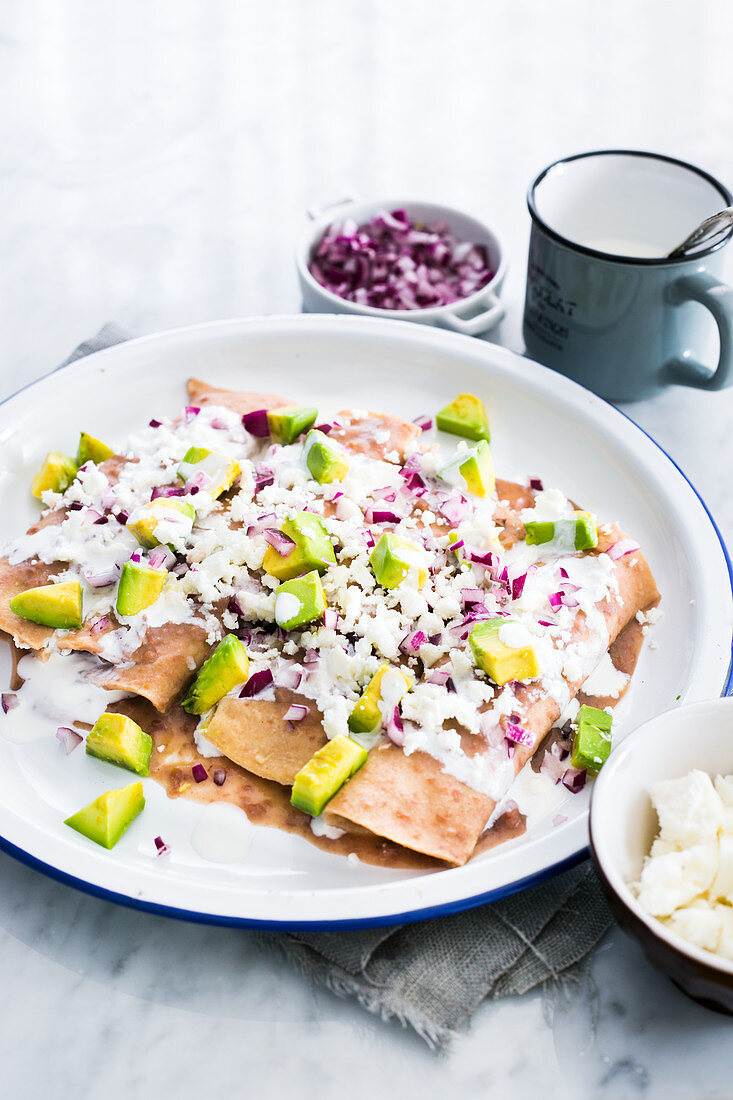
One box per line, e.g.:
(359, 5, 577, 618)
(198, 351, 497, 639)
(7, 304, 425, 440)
(0, 334, 730, 930)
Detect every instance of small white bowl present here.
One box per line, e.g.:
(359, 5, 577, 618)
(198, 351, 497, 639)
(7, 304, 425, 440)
(296, 197, 507, 337)
(590, 697, 733, 1013)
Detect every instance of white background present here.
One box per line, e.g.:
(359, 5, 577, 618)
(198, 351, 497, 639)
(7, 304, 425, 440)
(1, 2, 733, 1097)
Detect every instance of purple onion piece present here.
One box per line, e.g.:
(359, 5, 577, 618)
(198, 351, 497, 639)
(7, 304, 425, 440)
(282, 704, 308, 722)
(151, 485, 186, 500)
(413, 415, 432, 432)
(562, 767, 587, 794)
(56, 726, 83, 755)
(192, 763, 208, 783)
(149, 418, 162, 428)
(239, 668, 274, 697)
(242, 408, 271, 437)
(1, 692, 18, 714)
(212, 769, 226, 787)
(529, 477, 543, 491)
(263, 529, 296, 557)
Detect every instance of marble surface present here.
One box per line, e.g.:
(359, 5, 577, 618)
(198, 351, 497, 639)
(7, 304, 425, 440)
(2, 2, 733, 1097)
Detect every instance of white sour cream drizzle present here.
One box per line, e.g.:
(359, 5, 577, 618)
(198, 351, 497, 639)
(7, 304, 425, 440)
(1, 650, 129, 744)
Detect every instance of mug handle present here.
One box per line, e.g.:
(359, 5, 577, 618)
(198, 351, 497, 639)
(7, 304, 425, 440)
(441, 288, 506, 336)
(664, 272, 733, 390)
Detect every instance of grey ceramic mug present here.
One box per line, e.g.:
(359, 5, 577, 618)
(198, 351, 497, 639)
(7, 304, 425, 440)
(523, 150, 733, 401)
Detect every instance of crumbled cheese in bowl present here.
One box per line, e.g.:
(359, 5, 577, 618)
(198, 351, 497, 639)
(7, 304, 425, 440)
(633, 769, 733, 960)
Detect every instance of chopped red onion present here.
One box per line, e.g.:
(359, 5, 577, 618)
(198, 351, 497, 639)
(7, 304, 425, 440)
(506, 742, 516, 759)
(149, 418, 162, 428)
(242, 408, 271, 437)
(56, 726, 83, 754)
(68, 502, 83, 511)
(90, 616, 111, 635)
(185, 406, 200, 424)
(332, 491, 343, 500)
(212, 769, 227, 787)
(469, 549, 495, 569)
(255, 512, 279, 530)
(365, 506, 401, 524)
(538, 619, 553, 627)
(541, 750, 566, 784)
(115, 510, 129, 525)
(148, 546, 176, 571)
(439, 496, 469, 526)
(427, 668, 451, 686)
(505, 722, 535, 748)
(511, 573, 528, 601)
(192, 763, 208, 783)
(562, 767, 587, 794)
(185, 470, 211, 494)
(372, 485, 397, 503)
(254, 471, 275, 492)
(310, 210, 495, 311)
(276, 665, 303, 691)
(211, 416, 228, 430)
(313, 422, 333, 435)
(323, 608, 339, 631)
(1, 692, 18, 714)
(263, 529, 296, 557)
(607, 538, 640, 560)
(84, 508, 103, 523)
(151, 485, 186, 500)
(548, 592, 563, 610)
(529, 477, 543, 491)
(239, 668, 274, 697)
(83, 565, 120, 589)
(399, 629, 427, 655)
(559, 567, 569, 579)
(154, 835, 171, 856)
(445, 676, 457, 693)
(385, 706, 405, 745)
(413, 415, 432, 432)
(449, 538, 465, 553)
(282, 704, 308, 722)
(460, 588, 485, 607)
(401, 470, 427, 496)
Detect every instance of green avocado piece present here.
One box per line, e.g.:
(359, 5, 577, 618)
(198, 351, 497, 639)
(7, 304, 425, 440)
(571, 704, 613, 774)
(274, 571, 327, 631)
(10, 581, 83, 630)
(524, 510, 598, 551)
(31, 451, 78, 499)
(126, 499, 196, 549)
(369, 532, 428, 589)
(262, 511, 336, 581)
(182, 633, 250, 715)
(64, 781, 145, 849)
(436, 393, 490, 442)
(268, 405, 318, 445)
(291, 734, 368, 816)
(77, 433, 114, 466)
(86, 712, 153, 776)
(438, 439, 495, 497)
(304, 430, 349, 484)
(116, 561, 166, 616)
(177, 446, 240, 500)
(348, 664, 412, 734)
(468, 618, 541, 686)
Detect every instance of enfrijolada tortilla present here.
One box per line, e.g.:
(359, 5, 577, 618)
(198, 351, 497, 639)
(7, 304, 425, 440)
(0, 379, 659, 867)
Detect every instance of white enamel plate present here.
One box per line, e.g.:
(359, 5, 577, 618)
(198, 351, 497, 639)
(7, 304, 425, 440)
(0, 316, 730, 928)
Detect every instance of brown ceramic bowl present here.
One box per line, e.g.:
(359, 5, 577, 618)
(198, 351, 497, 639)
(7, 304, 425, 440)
(589, 697, 733, 1013)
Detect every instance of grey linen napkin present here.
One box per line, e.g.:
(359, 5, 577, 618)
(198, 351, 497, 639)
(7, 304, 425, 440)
(62, 324, 614, 1049)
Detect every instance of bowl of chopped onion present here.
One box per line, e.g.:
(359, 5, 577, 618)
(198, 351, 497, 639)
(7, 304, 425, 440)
(297, 197, 507, 336)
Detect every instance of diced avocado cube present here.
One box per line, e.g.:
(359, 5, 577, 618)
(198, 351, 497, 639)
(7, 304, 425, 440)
(348, 664, 412, 734)
(262, 511, 336, 581)
(10, 581, 83, 630)
(523, 520, 555, 546)
(126, 499, 196, 549)
(86, 712, 153, 776)
(369, 532, 428, 589)
(571, 704, 613, 774)
(304, 430, 349, 484)
(274, 571, 327, 631)
(31, 451, 78, 499)
(115, 561, 166, 616)
(291, 734, 368, 816)
(436, 393, 491, 442)
(64, 781, 145, 849)
(177, 446, 240, 500)
(524, 511, 598, 552)
(438, 440, 495, 498)
(77, 433, 114, 466)
(268, 405, 318, 445)
(182, 634, 250, 714)
(468, 618, 541, 686)
(572, 511, 598, 551)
